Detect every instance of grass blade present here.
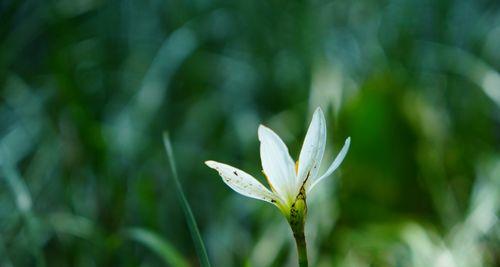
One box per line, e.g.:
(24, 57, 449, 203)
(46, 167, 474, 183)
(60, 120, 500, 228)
(125, 228, 189, 267)
(48, 213, 95, 240)
(162, 132, 211, 267)
(1, 164, 32, 214)
(0, 163, 46, 267)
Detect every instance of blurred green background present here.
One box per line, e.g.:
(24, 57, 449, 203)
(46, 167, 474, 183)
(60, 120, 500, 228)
(1, 0, 499, 266)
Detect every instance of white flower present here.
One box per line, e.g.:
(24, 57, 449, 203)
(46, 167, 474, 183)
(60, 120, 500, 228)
(205, 107, 350, 215)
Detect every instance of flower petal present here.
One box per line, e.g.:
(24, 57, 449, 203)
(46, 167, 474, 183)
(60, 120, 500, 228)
(307, 137, 350, 192)
(297, 107, 327, 190)
(205, 160, 277, 204)
(258, 125, 296, 202)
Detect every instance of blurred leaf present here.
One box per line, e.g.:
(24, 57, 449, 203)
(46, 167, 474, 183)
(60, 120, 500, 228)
(0, 164, 32, 214)
(125, 228, 189, 267)
(0, 163, 45, 267)
(48, 213, 95, 240)
(423, 42, 500, 108)
(163, 132, 211, 267)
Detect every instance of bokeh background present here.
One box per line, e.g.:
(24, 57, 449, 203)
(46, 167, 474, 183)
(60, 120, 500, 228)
(1, 0, 499, 266)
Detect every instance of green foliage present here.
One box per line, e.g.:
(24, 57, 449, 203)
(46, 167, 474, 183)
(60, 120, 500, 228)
(0, 0, 499, 266)
(125, 228, 189, 267)
(163, 133, 211, 267)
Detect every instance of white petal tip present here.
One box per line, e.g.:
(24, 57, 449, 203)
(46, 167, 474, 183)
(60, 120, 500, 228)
(205, 160, 216, 168)
(344, 137, 351, 150)
(258, 124, 268, 131)
(312, 107, 326, 123)
(257, 124, 271, 140)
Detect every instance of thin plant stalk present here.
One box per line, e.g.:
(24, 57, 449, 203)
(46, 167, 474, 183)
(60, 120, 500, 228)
(293, 229, 308, 267)
(163, 132, 211, 267)
(288, 187, 308, 267)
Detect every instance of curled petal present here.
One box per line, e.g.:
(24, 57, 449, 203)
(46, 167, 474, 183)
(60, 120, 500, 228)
(307, 137, 350, 192)
(205, 160, 278, 204)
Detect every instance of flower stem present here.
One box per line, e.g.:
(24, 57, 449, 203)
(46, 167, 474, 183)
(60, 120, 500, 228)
(293, 228, 308, 267)
(288, 186, 309, 267)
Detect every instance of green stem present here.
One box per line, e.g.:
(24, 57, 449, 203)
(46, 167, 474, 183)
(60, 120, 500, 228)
(293, 230, 308, 267)
(288, 185, 308, 267)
